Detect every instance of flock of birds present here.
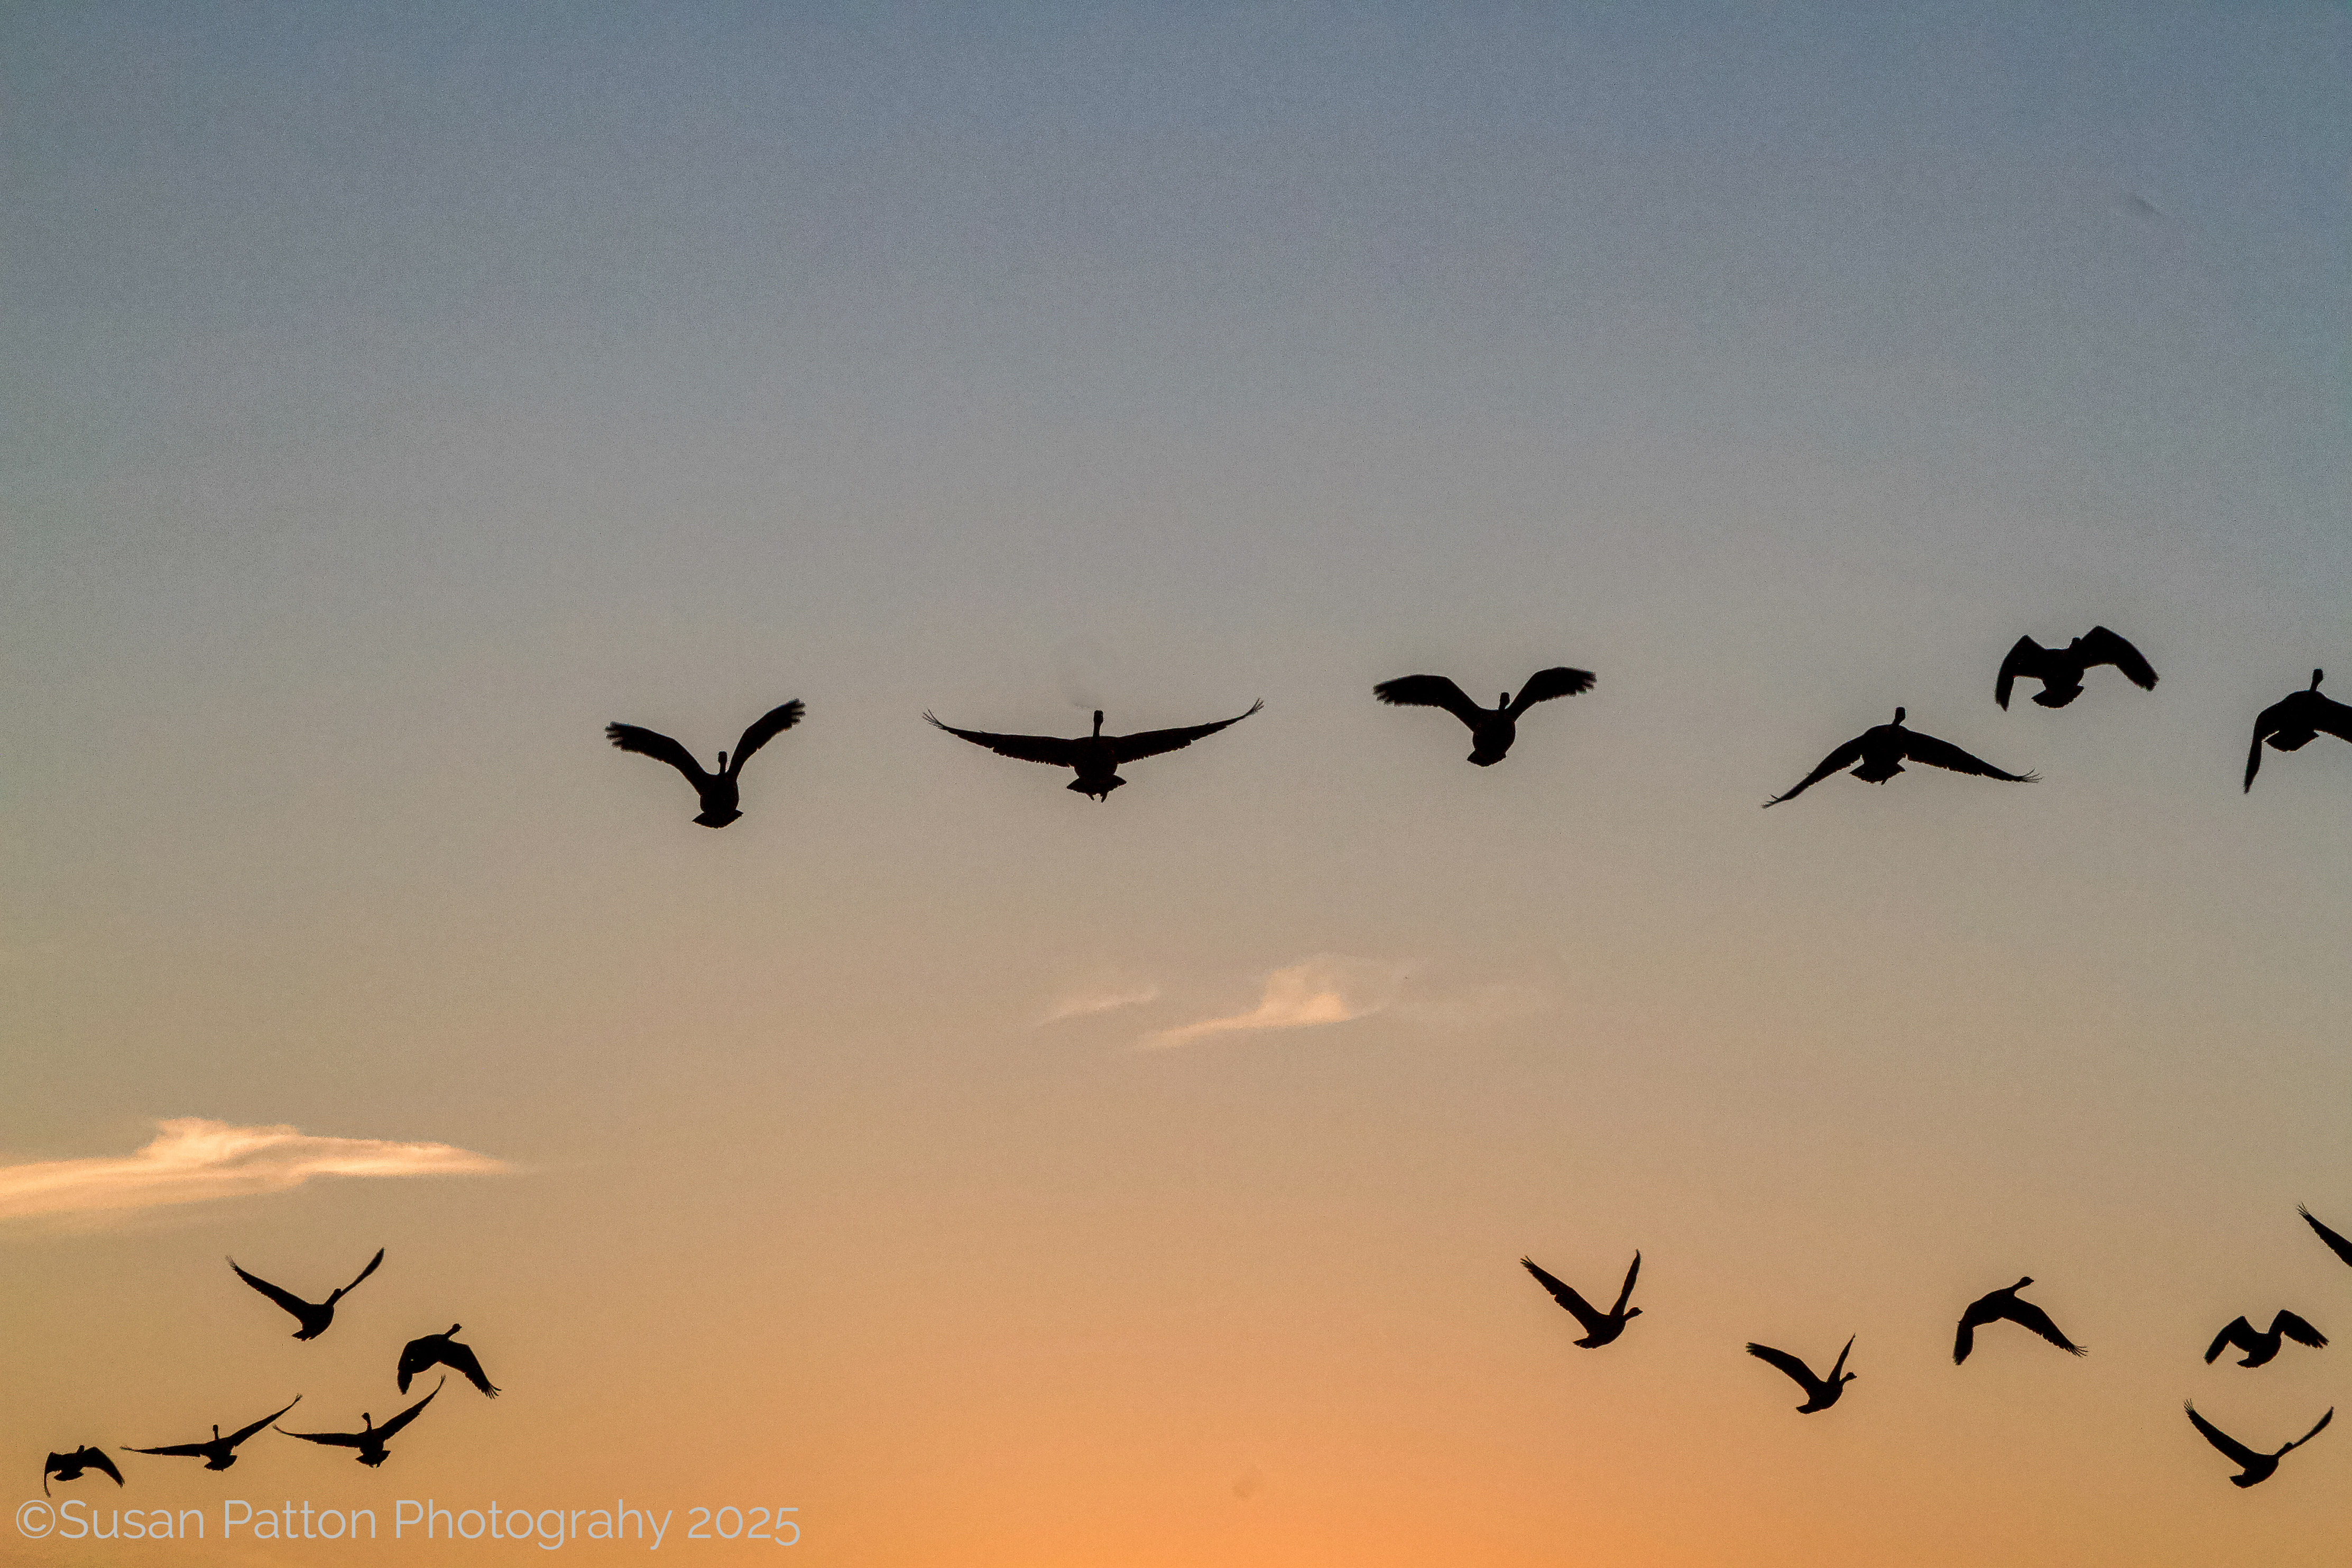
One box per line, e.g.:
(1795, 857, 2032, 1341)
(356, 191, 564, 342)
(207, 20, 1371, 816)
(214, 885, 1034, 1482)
(41, 1249, 497, 1498)
(1520, 1206, 2352, 1487)
(599, 628, 2352, 818)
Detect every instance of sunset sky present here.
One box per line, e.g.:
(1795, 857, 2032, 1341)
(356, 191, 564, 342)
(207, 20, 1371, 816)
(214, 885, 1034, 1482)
(6, 3, 2351, 1563)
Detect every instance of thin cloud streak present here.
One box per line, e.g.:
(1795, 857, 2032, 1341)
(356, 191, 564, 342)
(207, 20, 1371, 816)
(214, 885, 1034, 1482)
(1040, 976, 1163, 1025)
(0, 1118, 511, 1224)
(1140, 956, 1404, 1050)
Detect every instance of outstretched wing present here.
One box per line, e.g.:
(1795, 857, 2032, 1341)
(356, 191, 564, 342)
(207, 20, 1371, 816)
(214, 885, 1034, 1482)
(276, 1426, 364, 1449)
(2079, 627, 2157, 690)
(1610, 1251, 1641, 1316)
(228, 1259, 314, 1323)
(2299, 1206, 2352, 1267)
(1506, 667, 1596, 717)
(1898, 730, 2037, 782)
(1953, 1315, 1976, 1365)
(1112, 700, 1264, 763)
(84, 1451, 124, 1486)
(1763, 736, 1868, 807)
(1375, 675, 1486, 730)
(122, 1440, 210, 1458)
(441, 1341, 501, 1397)
(377, 1380, 443, 1439)
(1519, 1257, 1603, 1334)
(924, 713, 1082, 767)
(2206, 1317, 2254, 1364)
(1744, 1342, 1818, 1391)
(2284, 1407, 2334, 1454)
(339, 1247, 385, 1299)
(1995, 637, 2043, 710)
(2275, 1311, 2328, 1349)
(227, 1397, 302, 1447)
(606, 723, 713, 785)
(727, 700, 805, 775)
(2185, 1402, 2261, 1466)
(2003, 1299, 2085, 1355)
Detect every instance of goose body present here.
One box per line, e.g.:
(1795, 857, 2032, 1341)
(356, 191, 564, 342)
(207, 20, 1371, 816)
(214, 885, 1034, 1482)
(925, 701, 1262, 801)
(1766, 708, 2037, 806)
(124, 1397, 301, 1472)
(2185, 1401, 2331, 1488)
(607, 700, 804, 826)
(398, 1325, 500, 1396)
(2206, 1311, 2327, 1368)
(228, 1248, 384, 1341)
(1995, 627, 2158, 709)
(277, 1381, 441, 1468)
(1745, 1336, 1856, 1413)
(2245, 671, 2352, 791)
(1520, 1252, 1642, 1348)
(1373, 667, 1595, 765)
(1954, 1277, 2085, 1363)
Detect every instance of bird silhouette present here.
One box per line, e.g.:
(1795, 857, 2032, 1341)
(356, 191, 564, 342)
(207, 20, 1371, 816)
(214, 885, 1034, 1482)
(2244, 671, 2352, 791)
(124, 1397, 301, 1471)
(42, 1447, 123, 1497)
(1995, 628, 2159, 709)
(229, 1248, 384, 1340)
(606, 701, 804, 827)
(1745, 1336, 1857, 1413)
(2205, 1312, 2327, 1368)
(1765, 708, 2037, 807)
(2301, 1205, 2352, 1269)
(2184, 1401, 2331, 1488)
(1372, 667, 1595, 765)
(924, 700, 1262, 801)
(1520, 1253, 1642, 1348)
(1953, 1277, 2085, 1363)
(276, 1381, 441, 1468)
(398, 1325, 499, 1396)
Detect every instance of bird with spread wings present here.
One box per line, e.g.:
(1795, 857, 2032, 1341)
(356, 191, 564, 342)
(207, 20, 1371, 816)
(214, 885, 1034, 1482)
(229, 1248, 384, 1341)
(124, 1397, 302, 1471)
(1373, 666, 1595, 766)
(1519, 1252, 1643, 1348)
(925, 700, 1262, 800)
(607, 700, 804, 827)
(1995, 626, 2158, 709)
(1766, 708, 2037, 806)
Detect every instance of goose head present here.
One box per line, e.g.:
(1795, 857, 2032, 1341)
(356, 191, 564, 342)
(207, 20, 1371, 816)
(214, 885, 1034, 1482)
(1092, 711, 1105, 738)
(1892, 706, 1907, 725)
(2313, 669, 2326, 691)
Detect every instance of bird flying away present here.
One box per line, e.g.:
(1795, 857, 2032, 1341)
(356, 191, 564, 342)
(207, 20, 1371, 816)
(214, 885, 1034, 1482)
(1519, 1252, 1642, 1348)
(1372, 667, 1595, 765)
(276, 1380, 442, 1468)
(606, 700, 804, 827)
(2205, 1312, 2327, 1369)
(1995, 627, 2158, 709)
(1765, 708, 2037, 806)
(398, 1325, 500, 1396)
(124, 1397, 301, 1471)
(1745, 1336, 1857, 1413)
(229, 1248, 384, 1340)
(2244, 671, 2352, 791)
(2184, 1402, 2332, 1488)
(924, 700, 1262, 801)
(1953, 1277, 2085, 1363)
(42, 1447, 123, 1497)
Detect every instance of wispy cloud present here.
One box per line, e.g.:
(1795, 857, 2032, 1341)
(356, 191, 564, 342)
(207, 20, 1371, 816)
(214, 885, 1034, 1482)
(1039, 973, 1161, 1025)
(0, 1119, 511, 1225)
(1140, 956, 1405, 1050)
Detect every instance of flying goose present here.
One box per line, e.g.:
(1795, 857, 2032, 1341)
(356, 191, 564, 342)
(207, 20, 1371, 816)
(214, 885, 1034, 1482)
(2205, 1312, 2327, 1369)
(1953, 1277, 2085, 1363)
(2184, 1401, 2332, 1488)
(276, 1381, 441, 1468)
(1766, 708, 2037, 807)
(1745, 1336, 1857, 1413)
(1373, 667, 1595, 765)
(42, 1447, 123, 1497)
(2245, 671, 2352, 791)
(606, 700, 804, 827)
(2301, 1205, 2352, 1269)
(124, 1397, 301, 1471)
(1519, 1253, 1642, 1348)
(398, 1325, 500, 1396)
(1995, 627, 2158, 709)
(925, 701, 1262, 801)
(229, 1248, 384, 1341)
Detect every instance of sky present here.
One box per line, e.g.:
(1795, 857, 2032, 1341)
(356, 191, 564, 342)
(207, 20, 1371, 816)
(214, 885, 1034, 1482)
(4, 2, 2350, 1562)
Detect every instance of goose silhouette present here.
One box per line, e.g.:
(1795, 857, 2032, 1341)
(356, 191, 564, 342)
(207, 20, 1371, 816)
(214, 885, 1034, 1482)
(2184, 1401, 2331, 1488)
(398, 1325, 499, 1396)
(229, 1248, 383, 1340)
(1373, 667, 1595, 765)
(2205, 1312, 2326, 1368)
(42, 1447, 123, 1497)
(925, 701, 1262, 801)
(1954, 1277, 2084, 1363)
(2245, 671, 2352, 791)
(1745, 1336, 1857, 1413)
(607, 701, 804, 826)
(1995, 627, 2158, 709)
(1766, 708, 2036, 806)
(123, 1397, 301, 1472)
(276, 1381, 441, 1468)
(1520, 1253, 1641, 1347)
